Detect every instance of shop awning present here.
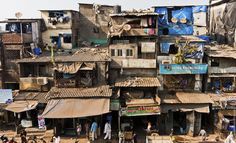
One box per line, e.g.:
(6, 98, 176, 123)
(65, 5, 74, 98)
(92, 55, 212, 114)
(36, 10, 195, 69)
(5, 101, 38, 113)
(161, 104, 210, 113)
(42, 98, 110, 118)
(220, 110, 236, 116)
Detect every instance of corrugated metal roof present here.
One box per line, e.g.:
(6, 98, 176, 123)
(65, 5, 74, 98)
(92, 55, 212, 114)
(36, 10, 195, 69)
(14, 92, 48, 103)
(176, 92, 213, 104)
(47, 86, 112, 99)
(205, 45, 236, 59)
(115, 77, 161, 87)
(17, 48, 111, 63)
(160, 92, 213, 104)
(160, 35, 206, 43)
(110, 12, 159, 17)
(159, 94, 180, 104)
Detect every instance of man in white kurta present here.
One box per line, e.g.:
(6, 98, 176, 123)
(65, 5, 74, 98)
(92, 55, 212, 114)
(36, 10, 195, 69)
(104, 121, 112, 140)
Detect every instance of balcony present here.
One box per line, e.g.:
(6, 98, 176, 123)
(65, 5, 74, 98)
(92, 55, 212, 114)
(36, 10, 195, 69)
(2, 33, 33, 44)
(111, 59, 156, 69)
(123, 28, 158, 36)
(208, 67, 236, 74)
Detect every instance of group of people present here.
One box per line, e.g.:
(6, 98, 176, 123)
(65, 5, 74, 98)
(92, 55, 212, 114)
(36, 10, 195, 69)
(75, 120, 112, 141)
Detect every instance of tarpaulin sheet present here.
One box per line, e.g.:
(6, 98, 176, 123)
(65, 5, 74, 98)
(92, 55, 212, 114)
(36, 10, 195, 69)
(172, 7, 193, 23)
(160, 43, 174, 54)
(42, 98, 110, 118)
(161, 104, 210, 113)
(155, 7, 168, 26)
(5, 101, 38, 113)
(192, 6, 208, 13)
(168, 24, 193, 35)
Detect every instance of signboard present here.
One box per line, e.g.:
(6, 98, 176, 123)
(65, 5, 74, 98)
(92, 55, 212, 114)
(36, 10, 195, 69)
(0, 89, 13, 104)
(110, 99, 120, 111)
(159, 64, 208, 74)
(120, 105, 160, 116)
(141, 42, 156, 53)
(38, 115, 46, 129)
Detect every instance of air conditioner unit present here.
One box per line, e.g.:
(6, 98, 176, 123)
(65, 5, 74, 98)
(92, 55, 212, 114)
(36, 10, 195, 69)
(161, 60, 171, 64)
(37, 77, 48, 85)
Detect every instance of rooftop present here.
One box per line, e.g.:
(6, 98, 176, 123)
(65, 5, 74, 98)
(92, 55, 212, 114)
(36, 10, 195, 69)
(14, 92, 48, 104)
(115, 77, 161, 87)
(160, 35, 206, 43)
(17, 48, 111, 63)
(205, 44, 236, 59)
(47, 85, 112, 100)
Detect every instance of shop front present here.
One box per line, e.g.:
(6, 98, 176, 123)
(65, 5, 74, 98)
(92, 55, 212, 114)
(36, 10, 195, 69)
(159, 92, 213, 136)
(41, 86, 112, 137)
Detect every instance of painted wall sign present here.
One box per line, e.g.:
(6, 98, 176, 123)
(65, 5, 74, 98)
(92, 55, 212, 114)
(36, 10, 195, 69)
(159, 64, 208, 74)
(120, 105, 160, 116)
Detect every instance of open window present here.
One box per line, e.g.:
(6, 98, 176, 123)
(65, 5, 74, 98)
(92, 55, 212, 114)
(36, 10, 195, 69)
(211, 59, 219, 67)
(111, 49, 115, 56)
(126, 49, 133, 57)
(63, 34, 72, 43)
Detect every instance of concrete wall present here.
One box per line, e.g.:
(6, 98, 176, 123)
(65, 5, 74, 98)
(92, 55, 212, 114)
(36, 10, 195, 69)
(42, 29, 72, 49)
(79, 4, 115, 45)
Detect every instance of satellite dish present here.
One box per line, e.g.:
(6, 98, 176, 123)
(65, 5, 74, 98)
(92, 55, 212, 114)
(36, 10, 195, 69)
(15, 12, 22, 19)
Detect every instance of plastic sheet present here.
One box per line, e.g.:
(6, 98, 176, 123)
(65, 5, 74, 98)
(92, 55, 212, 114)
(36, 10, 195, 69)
(160, 43, 174, 54)
(192, 6, 207, 13)
(172, 7, 193, 23)
(168, 24, 193, 35)
(155, 7, 168, 26)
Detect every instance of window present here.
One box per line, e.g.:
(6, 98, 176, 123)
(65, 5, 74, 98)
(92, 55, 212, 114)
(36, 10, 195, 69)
(211, 59, 219, 67)
(111, 49, 115, 56)
(63, 34, 72, 43)
(118, 49, 123, 56)
(126, 49, 133, 57)
(169, 44, 179, 54)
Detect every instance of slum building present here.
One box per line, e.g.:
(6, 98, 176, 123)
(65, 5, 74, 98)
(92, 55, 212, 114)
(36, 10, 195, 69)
(6, 47, 112, 136)
(107, 10, 162, 139)
(40, 10, 79, 49)
(205, 45, 236, 134)
(78, 3, 120, 47)
(154, 2, 213, 136)
(0, 18, 46, 90)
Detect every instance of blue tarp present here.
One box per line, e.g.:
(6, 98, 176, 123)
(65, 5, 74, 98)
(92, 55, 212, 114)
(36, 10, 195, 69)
(192, 6, 207, 13)
(168, 24, 193, 35)
(155, 7, 168, 26)
(160, 43, 174, 54)
(172, 7, 193, 23)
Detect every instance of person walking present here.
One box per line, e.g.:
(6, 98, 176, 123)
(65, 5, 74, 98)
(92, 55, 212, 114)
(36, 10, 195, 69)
(104, 121, 112, 140)
(90, 120, 98, 141)
(20, 128, 27, 143)
(84, 121, 90, 139)
(76, 123, 82, 138)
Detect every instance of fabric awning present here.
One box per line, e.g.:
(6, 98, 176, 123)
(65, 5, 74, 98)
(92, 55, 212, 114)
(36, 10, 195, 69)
(5, 101, 38, 113)
(54, 62, 95, 74)
(42, 98, 110, 118)
(161, 104, 210, 113)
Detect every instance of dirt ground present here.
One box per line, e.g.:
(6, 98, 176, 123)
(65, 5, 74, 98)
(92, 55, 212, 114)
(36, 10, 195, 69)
(0, 129, 233, 143)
